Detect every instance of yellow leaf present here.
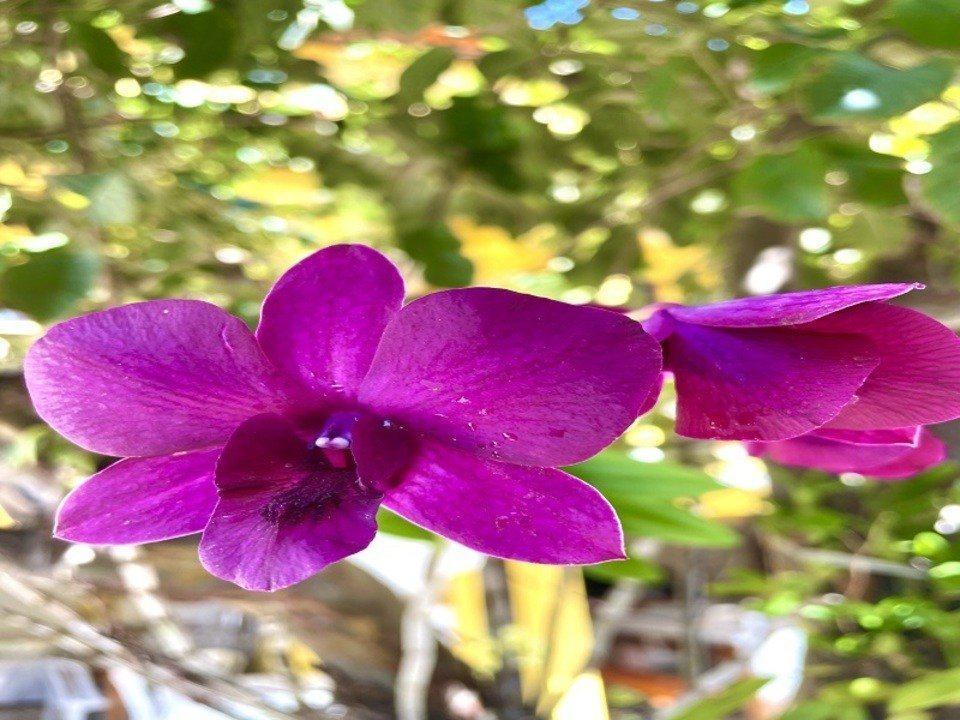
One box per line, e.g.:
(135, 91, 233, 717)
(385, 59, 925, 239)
(0, 161, 27, 186)
(295, 41, 413, 98)
(233, 168, 326, 207)
(444, 563, 597, 712)
(552, 672, 609, 720)
(52, 188, 90, 210)
(424, 60, 485, 106)
(0, 223, 32, 247)
(0, 504, 17, 530)
(699, 488, 768, 519)
(450, 216, 553, 285)
(638, 228, 719, 302)
(496, 77, 568, 107)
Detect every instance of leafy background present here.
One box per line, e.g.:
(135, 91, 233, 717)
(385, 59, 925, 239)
(2, 0, 960, 718)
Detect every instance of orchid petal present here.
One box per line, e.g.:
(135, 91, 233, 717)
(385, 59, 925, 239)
(25, 300, 286, 457)
(351, 415, 414, 492)
(868, 429, 947, 479)
(809, 303, 960, 429)
(750, 426, 945, 479)
(748, 430, 916, 474)
(359, 288, 662, 466)
(384, 439, 625, 564)
(666, 283, 919, 328)
(54, 449, 220, 544)
(257, 245, 404, 399)
(665, 321, 878, 440)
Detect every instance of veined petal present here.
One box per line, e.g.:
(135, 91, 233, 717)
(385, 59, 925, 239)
(814, 427, 920, 446)
(868, 429, 947, 480)
(198, 414, 380, 591)
(257, 244, 404, 399)
(748, 430, 917, 474)
(749, 426, 945, 480)
(25, 300, 287, 457)
(384, 440, 625, 564)
(351, 415, 414, 492)
(666, 284, 919, 328)
(54, 449, 220, 544)
(809, 304, 960, 430)
(358, 288, 663, 466)
(666, 322, 878, 440)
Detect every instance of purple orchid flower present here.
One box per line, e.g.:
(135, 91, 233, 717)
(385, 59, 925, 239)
(747, 426, 947, 481)
(642, 284, 960, 441)
(25, 244, 663, 591)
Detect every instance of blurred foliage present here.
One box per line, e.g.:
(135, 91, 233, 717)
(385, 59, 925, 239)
(3, 0, 960, 716)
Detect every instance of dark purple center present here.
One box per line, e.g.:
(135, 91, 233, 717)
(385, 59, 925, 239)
(261, 469, 357, 525)
(258, 411, 386, 526)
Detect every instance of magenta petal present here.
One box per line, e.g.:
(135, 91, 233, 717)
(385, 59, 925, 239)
(25, 300, 287, 457)
(666, 322, 878, 440)
(198, 415, 380, 591)
(257, 245, 404, 399)
(351, 415, 414, 492)
(809, 304, 960, 429)
(748, 429, 918, 474)
(667, 283, 919, 328)
(359, 288, 663, 466)
(813, 427, 919, 445)
(384, 440, 625, 564)
(868, 429, 947, 480)
(54, 449, 220, 544)
(750, 426, 945, 479)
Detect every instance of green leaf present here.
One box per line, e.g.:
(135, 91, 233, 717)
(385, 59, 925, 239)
(930, 561, 960, 579)
(886, 0, 960, 49)
(818, 140, 907, 208)
(440, 97, 523, 192)
(751, 43, 819, 95)
(56, 173, 138, 226)
(670, 677, 769, 720)
(781, 699, 868, 720)
(376, 508, 437, 542)
(920, 124, 960, 225)
(584, 556, 664, 584)
(0, 247, 100, 321)
(618, 501, 740, 548)
(929, 561, 960, 591)
(153, 4, 238, 78)
(87, 173, 138, 226)
(70, 24, 126, 76)
(477, 49, 526, 81)
(733, 149, 830, 222)
(568, 451, 736, 547)
(568, 451, 721, 502)
(398, 222, 473, 287)
(396, 47, 456, 105)
(352, 0, 445, 32)
(829, 209, 910, 261)
(889, 668, 960, 713)
(803, 54, 953, 121)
